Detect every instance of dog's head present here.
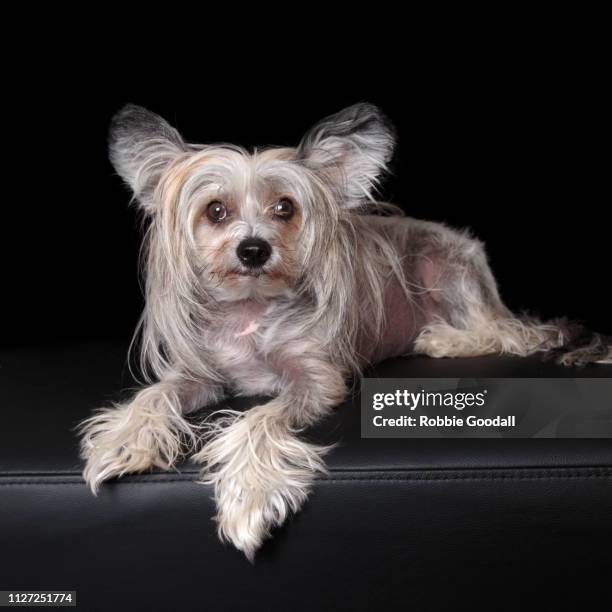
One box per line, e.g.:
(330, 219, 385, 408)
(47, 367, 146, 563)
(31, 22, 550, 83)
(109, 103, 396, 303)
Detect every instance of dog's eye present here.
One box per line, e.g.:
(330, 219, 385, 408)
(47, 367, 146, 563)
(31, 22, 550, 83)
(206, 201, 228, 223)
(273, 198, 294, 220)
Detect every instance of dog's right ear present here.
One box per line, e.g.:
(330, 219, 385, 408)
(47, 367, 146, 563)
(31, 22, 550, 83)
(109, 104, 186, 212)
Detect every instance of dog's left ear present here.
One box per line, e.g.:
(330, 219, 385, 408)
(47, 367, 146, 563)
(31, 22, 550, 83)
(297, 103, 396, 207)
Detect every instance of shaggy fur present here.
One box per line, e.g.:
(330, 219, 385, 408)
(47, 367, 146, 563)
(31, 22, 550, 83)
(79, 103, 612, 560)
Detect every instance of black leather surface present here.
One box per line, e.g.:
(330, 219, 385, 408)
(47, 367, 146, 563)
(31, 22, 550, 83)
(1, 342, 611, 611)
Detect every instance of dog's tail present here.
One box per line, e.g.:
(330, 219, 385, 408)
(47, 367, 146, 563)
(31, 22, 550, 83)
(506, 315, 612, 366)
(541, 318, 612, 366)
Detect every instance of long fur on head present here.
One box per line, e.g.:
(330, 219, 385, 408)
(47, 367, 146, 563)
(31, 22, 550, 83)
(109, 102, 408, 382)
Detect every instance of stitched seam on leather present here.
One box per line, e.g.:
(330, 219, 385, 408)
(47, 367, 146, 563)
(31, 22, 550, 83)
(2, 465, 611, 478)
(1, 471, 612, 485)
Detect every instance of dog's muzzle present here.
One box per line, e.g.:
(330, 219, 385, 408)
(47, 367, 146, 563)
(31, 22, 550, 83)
(236, 238, 272, 268)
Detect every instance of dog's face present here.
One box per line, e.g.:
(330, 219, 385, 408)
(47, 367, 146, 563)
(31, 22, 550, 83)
(109, 103, 395, 302)
(165, 146, 308, 301)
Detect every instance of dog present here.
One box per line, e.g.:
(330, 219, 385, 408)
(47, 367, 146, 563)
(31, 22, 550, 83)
(79, 103, 612, 560)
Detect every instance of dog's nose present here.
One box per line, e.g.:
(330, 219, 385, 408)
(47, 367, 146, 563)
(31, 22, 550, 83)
(236, 238, 272, 268)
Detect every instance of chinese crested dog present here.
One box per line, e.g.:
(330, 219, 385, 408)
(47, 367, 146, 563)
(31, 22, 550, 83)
(80, 103, 611, 560)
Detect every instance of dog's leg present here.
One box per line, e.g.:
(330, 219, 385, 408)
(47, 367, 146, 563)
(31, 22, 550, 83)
(414, 308, 568, 359)
(194, 348, 346, 561)
(411, 233, 612, 365)
(416, 311, 611, 365)
(79, 374, 222, 493)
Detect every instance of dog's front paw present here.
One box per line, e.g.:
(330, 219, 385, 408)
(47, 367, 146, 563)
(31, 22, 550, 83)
(212, 468, 311, 561)
(194, 408, 331, 561)
(79, 401, 191, 494)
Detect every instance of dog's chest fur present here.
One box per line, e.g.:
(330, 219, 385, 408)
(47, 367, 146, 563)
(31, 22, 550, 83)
(206, 300, 288, 396)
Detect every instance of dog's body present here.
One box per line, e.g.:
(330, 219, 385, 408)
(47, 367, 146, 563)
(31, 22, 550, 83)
(80, 103, 611, 560)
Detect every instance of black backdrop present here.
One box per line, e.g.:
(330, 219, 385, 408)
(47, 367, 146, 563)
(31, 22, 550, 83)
(4, 59, 610, 347)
